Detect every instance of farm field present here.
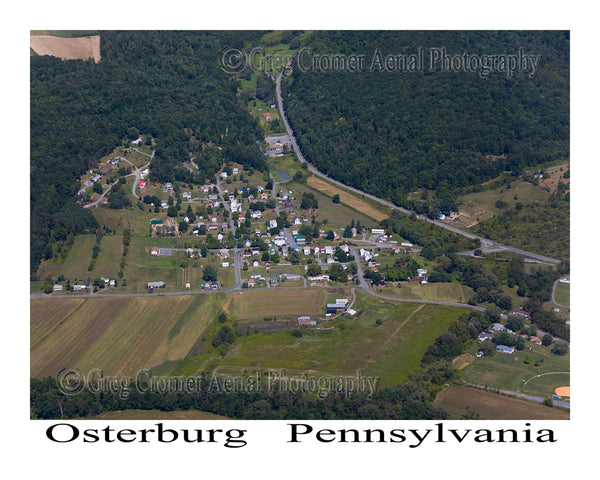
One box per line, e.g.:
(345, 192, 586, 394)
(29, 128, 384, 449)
(436, 386, 569, 420)
(30, 294, 226, 379)
(222, 288, 329, 321)
(307, 176, 391, 222)
(30, 34, 101, 63)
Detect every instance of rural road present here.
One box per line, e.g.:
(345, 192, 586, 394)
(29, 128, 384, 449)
(83, 145, 155, 207)
(464, 382, 570, 409)
(130, 147, 155, 200)
(552, 278, 570, 309)
(274, 68, 562, 266)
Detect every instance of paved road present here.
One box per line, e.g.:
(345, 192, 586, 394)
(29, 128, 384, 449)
(464, 382, 570, 409)
(130, 147, 155, 200)
(275, 69, 562, 266)
(552, 278, 570, 309)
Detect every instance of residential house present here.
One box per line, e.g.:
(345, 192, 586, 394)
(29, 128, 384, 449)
(273, 236, 286, 247)
(496, 345, 515, 354)
(297, 316, 316, 327)
(477, 332, 493, 343)
(267, 142, 285, 156)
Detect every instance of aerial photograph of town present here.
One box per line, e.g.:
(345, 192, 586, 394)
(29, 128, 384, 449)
(29, 29, 571, 428)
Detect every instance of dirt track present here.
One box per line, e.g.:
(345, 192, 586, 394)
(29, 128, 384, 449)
(30, 35, 101, 63)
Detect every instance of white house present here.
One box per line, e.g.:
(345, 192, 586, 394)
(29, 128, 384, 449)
(269, 219, 278, 229)
(359, 248, 373, 261)
(273, 236, 286, 247)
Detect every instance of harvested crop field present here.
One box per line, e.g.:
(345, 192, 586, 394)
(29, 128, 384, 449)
(436, 386, 569, 420)
(30, 294, 225, 379)
(223, 288, 328, 321)
(307, 176, 389, 222)
(30, 35, 101, 63)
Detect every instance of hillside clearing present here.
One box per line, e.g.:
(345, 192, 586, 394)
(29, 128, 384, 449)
(30, 35, 101, 63)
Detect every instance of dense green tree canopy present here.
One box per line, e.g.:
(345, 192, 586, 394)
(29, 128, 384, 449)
(283, 31, 569, 211)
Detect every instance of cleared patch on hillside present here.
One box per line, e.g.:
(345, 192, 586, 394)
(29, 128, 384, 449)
(30, 35, 101, 63)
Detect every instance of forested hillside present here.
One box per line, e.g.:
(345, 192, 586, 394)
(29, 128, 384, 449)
(31, 31, 266, 275)
(282, 31, 569, 213)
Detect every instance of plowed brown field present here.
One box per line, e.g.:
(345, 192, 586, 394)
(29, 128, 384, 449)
(30, 35, 100, 63)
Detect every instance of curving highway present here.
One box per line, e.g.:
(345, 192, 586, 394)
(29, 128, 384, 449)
(274, 69, 561, 266)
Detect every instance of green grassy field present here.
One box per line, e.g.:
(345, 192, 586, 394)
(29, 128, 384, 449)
(554, 282, 570, 306)
(220, 289, 468, 387)
(460, 341, 570, 396)
(37, 234, 97, 282)
(373, 282, 474, 303)
(268, 153, 303, 178)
